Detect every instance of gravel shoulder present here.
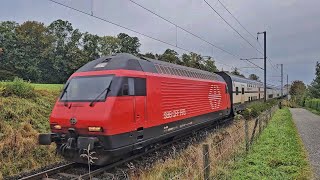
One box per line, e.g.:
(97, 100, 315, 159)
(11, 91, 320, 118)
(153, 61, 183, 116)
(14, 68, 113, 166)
(290, 108, 320, 179)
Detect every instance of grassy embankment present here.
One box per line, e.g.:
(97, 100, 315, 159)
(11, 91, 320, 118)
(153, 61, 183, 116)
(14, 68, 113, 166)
(138, 106, 312, 179)
(217, 108, 312, 179)
(0, 80, 62, 178)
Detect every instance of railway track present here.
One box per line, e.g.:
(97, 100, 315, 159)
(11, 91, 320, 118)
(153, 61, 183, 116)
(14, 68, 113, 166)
(17, 117, 233, 180)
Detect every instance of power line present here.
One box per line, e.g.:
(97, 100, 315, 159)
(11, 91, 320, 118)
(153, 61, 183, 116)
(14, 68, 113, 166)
(49, 0, 266, 78)
(216, 0, 257, 41)
(47, 0, 242, 72)
(128, 0, 266, 73)
(240, 58, 264, 70)
(203, 0, 263, 55)
(128, 0, 239, 58)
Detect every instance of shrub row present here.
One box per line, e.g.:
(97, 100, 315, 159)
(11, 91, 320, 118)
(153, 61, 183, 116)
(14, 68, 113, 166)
(0, 78, 36, 98)
(241, 99, 278, 119)
(305, 98, 320, 111)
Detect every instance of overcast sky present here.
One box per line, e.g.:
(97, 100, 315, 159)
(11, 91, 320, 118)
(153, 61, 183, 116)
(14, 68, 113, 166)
(1, 0, 319, 86)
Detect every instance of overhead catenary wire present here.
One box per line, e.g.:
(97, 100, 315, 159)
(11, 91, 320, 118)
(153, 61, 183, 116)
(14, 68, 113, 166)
(203, 0, 263, 55)
(216, 0, 257, 41)
(128, 0, 239, 58)
(47, 0, 241, 72)
(48, 0, 279, 87)
(128, 0, 265, 76)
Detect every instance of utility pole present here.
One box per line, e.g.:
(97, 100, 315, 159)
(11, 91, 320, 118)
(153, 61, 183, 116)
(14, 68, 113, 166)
(287, 74, 289, 100)
(277, 64, 284, 96)
(281, 64, 283, 96)
(258, 31, 267, 102)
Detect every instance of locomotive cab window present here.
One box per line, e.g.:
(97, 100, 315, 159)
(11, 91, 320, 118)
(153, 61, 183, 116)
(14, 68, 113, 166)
(117, 77, 146, 96)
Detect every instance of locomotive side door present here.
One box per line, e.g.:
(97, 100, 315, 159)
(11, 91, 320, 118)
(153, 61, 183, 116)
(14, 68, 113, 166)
(130, 77, 146, 150)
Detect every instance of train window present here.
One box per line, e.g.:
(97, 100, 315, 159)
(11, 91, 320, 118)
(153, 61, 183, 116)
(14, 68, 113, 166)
(127, 59, 143, 71)
(122, 84, 129, 95)
(236, 87, 239, 95)
(242, 88, 244, 94)
(134, 78, 146, 96)
(128, 78, 135, 95)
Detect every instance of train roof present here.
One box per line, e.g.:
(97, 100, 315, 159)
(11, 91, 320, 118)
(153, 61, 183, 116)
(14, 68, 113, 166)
(76, 53, 225, 82)
(220, 72, 263, 85)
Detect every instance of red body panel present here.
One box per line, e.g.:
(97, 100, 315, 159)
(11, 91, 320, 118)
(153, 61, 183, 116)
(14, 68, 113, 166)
(50, 70, 230, 136)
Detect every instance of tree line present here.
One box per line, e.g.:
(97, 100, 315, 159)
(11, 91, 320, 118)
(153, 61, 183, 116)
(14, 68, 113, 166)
(289, 62, 320, 106)
(0, 19, 224, 83)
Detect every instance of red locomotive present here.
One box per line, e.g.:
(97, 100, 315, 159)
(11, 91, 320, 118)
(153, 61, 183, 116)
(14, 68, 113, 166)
(39, 53, 283, 165)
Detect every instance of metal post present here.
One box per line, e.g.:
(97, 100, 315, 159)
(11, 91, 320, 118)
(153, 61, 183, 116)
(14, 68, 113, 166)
(281, 64, 283, 96)
(287, 74, 289, 100)
(264, 31, 267, 102)
(245, 119, 249, 152)
(203, 144, 210, 180)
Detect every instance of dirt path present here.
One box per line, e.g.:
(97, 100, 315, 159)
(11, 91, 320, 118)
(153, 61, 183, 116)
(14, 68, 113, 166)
(290, 108, 320, 178)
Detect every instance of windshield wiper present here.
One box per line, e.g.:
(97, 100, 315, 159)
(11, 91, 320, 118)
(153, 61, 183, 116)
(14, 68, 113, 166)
(61, 83, 70, 107)
(89, 81, 113, 107)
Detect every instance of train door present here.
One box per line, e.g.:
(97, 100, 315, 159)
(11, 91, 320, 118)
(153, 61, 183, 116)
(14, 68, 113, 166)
(241, 84, 245, 104)
(131, 77, 147, 150)
(258, 87, 261, 99)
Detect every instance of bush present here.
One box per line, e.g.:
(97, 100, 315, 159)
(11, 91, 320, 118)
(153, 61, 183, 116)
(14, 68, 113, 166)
(241, 99, 278, 119)
(305, 98, 320, 111)
(1, 78, 36, 98)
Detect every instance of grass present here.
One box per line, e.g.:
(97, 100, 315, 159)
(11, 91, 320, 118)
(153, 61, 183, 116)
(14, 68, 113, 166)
(218, 108, 312, 179)
(0, 81, 62, 178)
(31, 83, 63, 91)
(0, 81, 63, 91)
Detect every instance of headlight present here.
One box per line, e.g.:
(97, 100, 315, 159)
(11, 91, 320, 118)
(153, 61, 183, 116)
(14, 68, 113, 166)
(88, 127, 103, 132)
(53, 124, 62, 130)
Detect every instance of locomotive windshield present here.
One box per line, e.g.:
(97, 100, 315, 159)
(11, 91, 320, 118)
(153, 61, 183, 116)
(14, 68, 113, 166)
(60, 75, 113, 102)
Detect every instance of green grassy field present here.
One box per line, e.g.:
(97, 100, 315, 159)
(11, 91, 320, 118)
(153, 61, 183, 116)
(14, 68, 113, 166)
(31, 83, 63, 91)
(219, 108, 312, 179)
(0, 82, 63, 91)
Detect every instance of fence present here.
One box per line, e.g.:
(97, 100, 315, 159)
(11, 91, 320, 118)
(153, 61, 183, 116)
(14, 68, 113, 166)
(170, 106, 278, 180)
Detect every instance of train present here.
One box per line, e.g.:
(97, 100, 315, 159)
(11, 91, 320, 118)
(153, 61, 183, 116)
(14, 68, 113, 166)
(39, 53, 287, 165)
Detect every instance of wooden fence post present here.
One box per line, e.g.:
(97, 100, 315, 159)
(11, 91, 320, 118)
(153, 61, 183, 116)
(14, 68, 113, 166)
(258, 116, 262, 135)
(203, 144, 210, 180)
(245, 119, 249, 153)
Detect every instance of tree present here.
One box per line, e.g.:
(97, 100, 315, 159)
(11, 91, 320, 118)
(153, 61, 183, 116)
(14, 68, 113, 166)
(249, 74, 260, 81)
(231, 68, 245, 77)
(181, 53, 192, 67)
(203, 57, 218, 73)
(46, 19, 83, 83)
(0, 21, 19, 75)
(14, 21, 53, 82)
(290, 80, 306, 96)
(144, 52, 156, 59)
(99, 36, 120, 56)
(160, 49, 180, 64)
(117, 33, 140, 55)
(308, 62, 320, 98)
(290, 80, 306, 105)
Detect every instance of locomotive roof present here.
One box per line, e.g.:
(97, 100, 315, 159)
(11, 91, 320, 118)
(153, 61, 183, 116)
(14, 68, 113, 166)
(76, 53, 225, 82)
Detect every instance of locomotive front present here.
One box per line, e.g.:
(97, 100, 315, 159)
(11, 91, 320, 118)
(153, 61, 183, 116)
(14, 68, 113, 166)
(38, 53, 149, 165)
